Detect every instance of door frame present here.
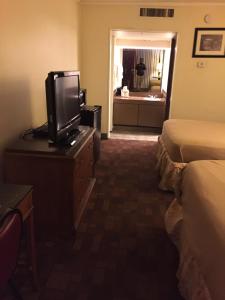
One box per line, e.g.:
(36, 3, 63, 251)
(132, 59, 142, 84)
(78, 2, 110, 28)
(165, 36, 177, 120)
(108, 30, 177, 136)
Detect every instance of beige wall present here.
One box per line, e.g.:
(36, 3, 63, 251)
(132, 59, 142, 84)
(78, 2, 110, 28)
(80, 4, 225, 134)
(0, 0, 80, 178)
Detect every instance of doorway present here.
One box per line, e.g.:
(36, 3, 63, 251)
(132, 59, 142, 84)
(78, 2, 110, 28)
(108, 30, 177, 139)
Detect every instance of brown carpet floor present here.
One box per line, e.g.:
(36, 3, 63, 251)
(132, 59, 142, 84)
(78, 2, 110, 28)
(2, 139, 183, 300)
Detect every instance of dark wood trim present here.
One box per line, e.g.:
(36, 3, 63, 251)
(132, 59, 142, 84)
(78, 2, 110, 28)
(165, 36, 177, 120)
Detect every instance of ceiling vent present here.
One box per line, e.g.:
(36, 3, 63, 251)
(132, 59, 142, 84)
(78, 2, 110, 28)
(140, 8, 174, 18)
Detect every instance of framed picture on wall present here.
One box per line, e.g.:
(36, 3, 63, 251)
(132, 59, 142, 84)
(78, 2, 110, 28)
(192, 28, 225, 57)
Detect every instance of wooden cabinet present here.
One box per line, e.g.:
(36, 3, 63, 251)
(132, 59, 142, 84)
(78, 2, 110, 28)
(113, 97, 166, 128)
(113, 103, 138, 126)
(138, 102, 165, 127)
(73, 137, 94, 228)
(3, 126, 96, 239)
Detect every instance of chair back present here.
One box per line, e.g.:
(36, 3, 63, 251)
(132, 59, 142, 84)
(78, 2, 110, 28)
(0, 209, 22, 290)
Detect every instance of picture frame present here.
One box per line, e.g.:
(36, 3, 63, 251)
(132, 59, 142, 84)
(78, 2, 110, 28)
(192, 28, 225, 58)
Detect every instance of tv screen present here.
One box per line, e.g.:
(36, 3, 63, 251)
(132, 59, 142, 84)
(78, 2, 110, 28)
(55, 75, 80, 131)
(46, 71, 81, 144)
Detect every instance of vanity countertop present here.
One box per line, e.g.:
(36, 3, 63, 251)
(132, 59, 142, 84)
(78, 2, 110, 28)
(113, 95, 166, 105)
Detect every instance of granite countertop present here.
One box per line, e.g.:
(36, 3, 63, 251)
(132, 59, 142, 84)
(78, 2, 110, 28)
(113, 95, 166, 104)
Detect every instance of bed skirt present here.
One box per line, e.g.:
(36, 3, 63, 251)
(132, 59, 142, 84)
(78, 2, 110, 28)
(156, 136, 186, 194)
(165, 199, 212, 300)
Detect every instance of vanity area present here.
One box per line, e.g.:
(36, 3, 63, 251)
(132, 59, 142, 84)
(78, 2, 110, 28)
(113, 93, 166, 128)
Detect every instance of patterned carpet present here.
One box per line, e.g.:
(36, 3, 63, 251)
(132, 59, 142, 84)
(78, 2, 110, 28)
(2, 139, 182, 300)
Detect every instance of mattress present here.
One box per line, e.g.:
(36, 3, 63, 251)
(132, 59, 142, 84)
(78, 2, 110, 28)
(161, 119, 225, 163)
(181, 160, 225, 300)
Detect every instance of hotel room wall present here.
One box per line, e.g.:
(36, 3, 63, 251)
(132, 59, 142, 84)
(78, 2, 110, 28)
(80, 4, 225, 134)
(0, 0, 80, 179)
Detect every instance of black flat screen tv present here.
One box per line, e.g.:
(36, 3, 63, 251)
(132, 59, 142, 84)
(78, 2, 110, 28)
(45, 71, 81, 145)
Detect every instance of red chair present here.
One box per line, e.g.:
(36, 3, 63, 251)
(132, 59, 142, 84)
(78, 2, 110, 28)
(0, 209, 23, 299)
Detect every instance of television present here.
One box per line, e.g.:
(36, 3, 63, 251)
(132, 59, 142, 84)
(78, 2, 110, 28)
(45, 71, 81, 145)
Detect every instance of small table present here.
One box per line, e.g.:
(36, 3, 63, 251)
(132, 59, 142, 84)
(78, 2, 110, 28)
(0, 183, 38, 289)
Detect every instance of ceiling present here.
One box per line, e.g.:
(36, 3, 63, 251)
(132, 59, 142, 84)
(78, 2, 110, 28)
(80, 0, 225, 3)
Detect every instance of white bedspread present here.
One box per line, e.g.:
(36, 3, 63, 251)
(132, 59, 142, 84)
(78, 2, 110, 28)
(157, 119, 225, 192)
(161, 119, 225, 162)
(181, 160, 225, 300)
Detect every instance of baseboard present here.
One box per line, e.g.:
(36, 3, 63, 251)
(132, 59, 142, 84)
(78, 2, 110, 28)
(101, 133, 108, 140)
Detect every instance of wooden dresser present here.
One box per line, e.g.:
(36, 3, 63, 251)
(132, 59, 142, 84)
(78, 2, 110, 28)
(3, 126, 96, 239)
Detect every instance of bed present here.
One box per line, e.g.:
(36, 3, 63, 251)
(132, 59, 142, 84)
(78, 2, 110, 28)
(156, 119, 225, 192)
(165, 160, 225, 300)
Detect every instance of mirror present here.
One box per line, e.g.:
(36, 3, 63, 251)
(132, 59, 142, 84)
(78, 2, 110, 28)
(121, 48, 164, 92)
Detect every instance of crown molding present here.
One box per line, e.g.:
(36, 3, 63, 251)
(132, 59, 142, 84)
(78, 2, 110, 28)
(79, 1, 225, 6)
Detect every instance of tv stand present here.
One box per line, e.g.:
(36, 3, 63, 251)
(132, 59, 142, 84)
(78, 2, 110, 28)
(32, 122, 49, 138)
(61, 128, 84, 147)
(3, 126, 96, 239)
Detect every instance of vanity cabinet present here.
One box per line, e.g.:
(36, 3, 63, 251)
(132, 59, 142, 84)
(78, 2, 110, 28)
(138, 102, 165, 127)
(113, 103, 138, 126)
(113, 96, 166, 128)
